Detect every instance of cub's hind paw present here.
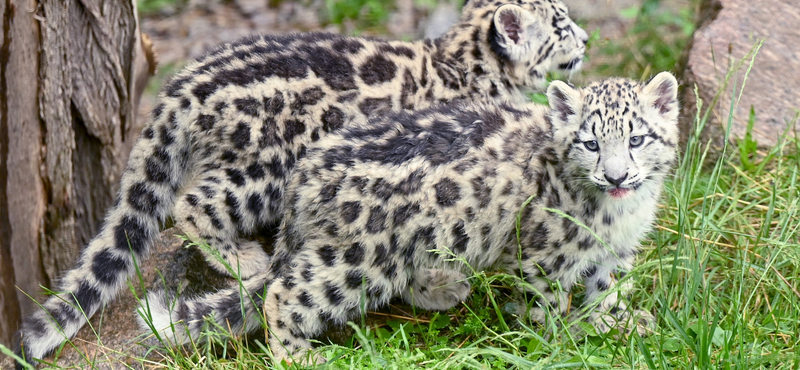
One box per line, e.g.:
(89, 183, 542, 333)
(401, 268, 471, 311)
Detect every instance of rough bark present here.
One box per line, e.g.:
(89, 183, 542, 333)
(0, 0, 155, 348)
(0, 0, 45, 347)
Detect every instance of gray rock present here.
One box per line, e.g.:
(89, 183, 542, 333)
(680, 0, 800, 148)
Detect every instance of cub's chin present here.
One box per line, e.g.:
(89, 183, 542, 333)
(607, 187, 631, 199)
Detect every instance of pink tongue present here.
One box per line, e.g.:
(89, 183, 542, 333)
(608, 188, 629, 198)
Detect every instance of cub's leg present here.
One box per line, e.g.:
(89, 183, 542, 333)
(263, 246, 403, 363)
(581, 257, 653, 335)
(262, 276, 324, 363)
(401, 268, 471, 311)
(502, 257, 570, 326)
(173, 169, 272, 279)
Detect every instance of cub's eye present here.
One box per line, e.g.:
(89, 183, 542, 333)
(583, 140, 599, 151)
(629, 135, 644, 148)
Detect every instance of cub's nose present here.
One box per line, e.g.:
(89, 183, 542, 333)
(572, 23, 589, 45)
(604, 173, 628, 187)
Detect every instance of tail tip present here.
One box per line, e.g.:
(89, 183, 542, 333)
(137, 289, 187, 345)
(12, 333, 34, 370)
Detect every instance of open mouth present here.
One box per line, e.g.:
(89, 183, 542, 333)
(608, 188, 630, 199)
(558, 57, 582, 71)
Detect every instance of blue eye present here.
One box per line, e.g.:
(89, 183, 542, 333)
(583, 140, 599, 151)
(630, 135, 644, 148)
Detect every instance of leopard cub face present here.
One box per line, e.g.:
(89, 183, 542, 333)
(549, 73, 680, 201)
(482, 0, 589, 88)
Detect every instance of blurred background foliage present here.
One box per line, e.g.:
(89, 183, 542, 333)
(325, 0, 397, 31)
(136, 0, 699, 81)
(593, 0, 697, 79)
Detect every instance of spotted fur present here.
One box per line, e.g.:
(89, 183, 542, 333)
(148, 73, 679, 362)
(12, 0, 586, 367)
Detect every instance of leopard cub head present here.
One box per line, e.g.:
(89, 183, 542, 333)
(546, 72, 680, 199)
(473, 0, 588, 87)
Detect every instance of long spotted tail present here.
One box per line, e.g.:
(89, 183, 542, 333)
(13, 117, 191, 369)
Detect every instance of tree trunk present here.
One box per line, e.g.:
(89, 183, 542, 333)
(0, 0, 155, 347)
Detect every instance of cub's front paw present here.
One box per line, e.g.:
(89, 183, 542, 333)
(593, 307, 655, 336)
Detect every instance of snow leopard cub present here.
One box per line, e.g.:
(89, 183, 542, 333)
(147, 72, 679, 363)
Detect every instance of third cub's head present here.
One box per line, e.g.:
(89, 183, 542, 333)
(462, 0, 587, 88)
(546, 72, 680, 199)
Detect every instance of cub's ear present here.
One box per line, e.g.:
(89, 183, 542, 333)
(642, 71, 679, 121)
(491, 4, 542, 61)
(547, 80, 581, 127)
